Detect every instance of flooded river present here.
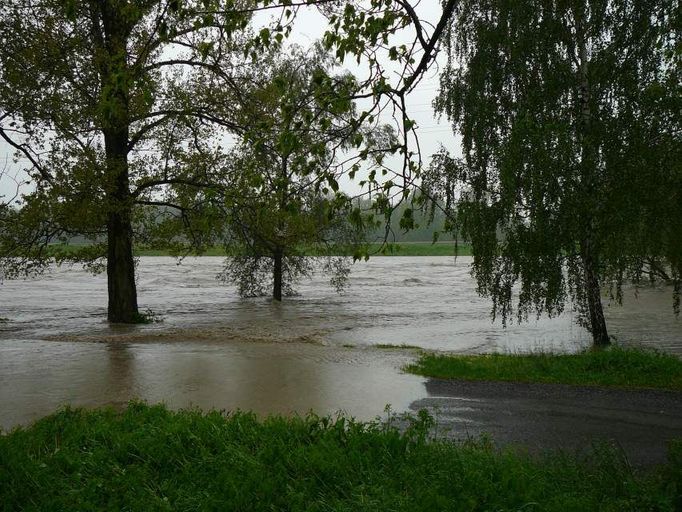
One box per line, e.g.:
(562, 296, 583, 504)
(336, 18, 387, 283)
(1, 256, 679, 430)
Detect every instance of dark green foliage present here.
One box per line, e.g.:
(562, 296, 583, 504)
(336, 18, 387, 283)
(433, 0, 681, 345)
(406, 347, 682, 391)
(1, 403, 680, 510)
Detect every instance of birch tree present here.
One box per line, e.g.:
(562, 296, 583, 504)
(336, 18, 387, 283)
(434, 0, 680, 346)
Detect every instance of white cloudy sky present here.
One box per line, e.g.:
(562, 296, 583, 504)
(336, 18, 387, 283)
(0, 0, 459, 203)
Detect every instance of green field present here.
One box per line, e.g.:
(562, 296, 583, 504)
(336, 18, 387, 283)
(48, 242, 472, 257)
(136, 242, 471, 257)
(1, 403, 679, 511)
(405, 347, 682, 391)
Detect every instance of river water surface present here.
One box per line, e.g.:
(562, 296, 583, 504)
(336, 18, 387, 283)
(1, 256, 679, 430)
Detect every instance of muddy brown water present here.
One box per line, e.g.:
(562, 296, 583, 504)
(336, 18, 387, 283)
(0, 256, 679, 431)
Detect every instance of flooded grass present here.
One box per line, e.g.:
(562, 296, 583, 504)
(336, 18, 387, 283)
(1, 403, 679, 511)
(405, 346, 682, 391)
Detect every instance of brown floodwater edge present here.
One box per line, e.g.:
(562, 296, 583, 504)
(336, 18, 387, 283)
(0, 339, 425, 432)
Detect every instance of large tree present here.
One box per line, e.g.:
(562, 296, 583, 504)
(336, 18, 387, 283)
(154, 47, 393, 300)
(0, 0, 255, 322)
(432, 0, 680, 346)
(0, 0, 254, 322)
(0, 0, 460, 321)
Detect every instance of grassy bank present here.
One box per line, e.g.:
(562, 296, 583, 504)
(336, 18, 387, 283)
(1, 403, 680, 511)
(48, 242, 471, 258)
(405, 347, 682, 391)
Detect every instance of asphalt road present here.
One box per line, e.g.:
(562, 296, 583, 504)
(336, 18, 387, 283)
(409, 378, 682, 466)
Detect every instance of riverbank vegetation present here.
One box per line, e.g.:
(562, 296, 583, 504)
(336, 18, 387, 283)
(1, 403, 680, 511)
(0, 0, 460, 323)
(406, 347, 682, 391)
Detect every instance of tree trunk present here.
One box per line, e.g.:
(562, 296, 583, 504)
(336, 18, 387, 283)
(272, 156, 288, 302)
(96, 1, 139, 322)
(105, 132, 139, 323)
(581, 239, 610, 347)
(273, 248, 283, 301)
(107, 203, 138, 323)
(575, 10, 608, 347)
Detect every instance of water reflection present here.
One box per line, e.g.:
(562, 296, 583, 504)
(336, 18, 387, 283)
(105, 342, 136, 407)
(0, 340, 425, 431)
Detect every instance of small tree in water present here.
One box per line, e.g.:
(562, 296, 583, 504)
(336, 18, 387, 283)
(431, 0, 680, 346)
(215, 48, 376, 300)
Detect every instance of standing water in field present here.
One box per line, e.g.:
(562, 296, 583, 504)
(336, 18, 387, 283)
(1, 256, 678, 352)
(0, 256, 679, 430)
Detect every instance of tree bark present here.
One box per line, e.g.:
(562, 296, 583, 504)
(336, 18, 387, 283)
(575, 8, 608, 347)
(581, 239, 610, 346)
(273, 248, 283, 301)
(96, 1, 139, 322)
(105, 132, 139, 323)
(272, 155, 288, 302)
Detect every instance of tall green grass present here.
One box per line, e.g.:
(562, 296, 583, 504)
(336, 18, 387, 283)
(405, 347, 682, 391)
(1, 403, 680, 510)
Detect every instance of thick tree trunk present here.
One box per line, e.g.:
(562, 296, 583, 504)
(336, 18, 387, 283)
(107, 205, 138, 323)
(273, 248, 283, 301)
(96, 1, 139, 322)
(105, 132, 138, 323)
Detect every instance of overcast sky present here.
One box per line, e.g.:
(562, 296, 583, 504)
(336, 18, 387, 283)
(0, 0, 459, 203)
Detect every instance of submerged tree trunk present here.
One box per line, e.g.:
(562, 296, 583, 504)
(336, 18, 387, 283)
(106, 211, 138, 322)
(273, 248, 283, 301)
(272, 156, 288, 302)
(581, 239, 610, 346)
(96, 1, 139, 323)
(105, 132, 139, 323)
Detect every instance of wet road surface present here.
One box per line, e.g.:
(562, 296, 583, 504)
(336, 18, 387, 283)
(410, 378, 682, 466)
